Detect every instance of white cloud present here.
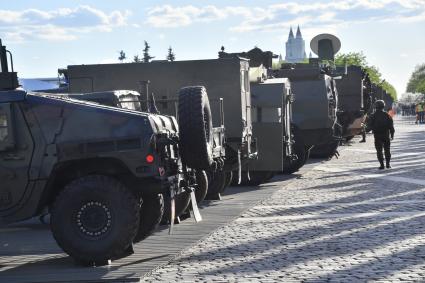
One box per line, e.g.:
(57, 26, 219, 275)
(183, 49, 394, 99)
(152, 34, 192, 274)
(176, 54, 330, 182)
(395, 10, 425, 22)
(318, 12, 338, 22)
(0, 6, 131, 42)
(146, 5, 228, 28)
(145, 1, 425, 32)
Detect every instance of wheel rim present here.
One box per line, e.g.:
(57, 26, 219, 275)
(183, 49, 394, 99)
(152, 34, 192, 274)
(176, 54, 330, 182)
(77, 201, 112, 237)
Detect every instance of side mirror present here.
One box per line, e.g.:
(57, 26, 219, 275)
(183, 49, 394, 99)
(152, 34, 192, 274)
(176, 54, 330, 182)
(0, 103, 15, 151)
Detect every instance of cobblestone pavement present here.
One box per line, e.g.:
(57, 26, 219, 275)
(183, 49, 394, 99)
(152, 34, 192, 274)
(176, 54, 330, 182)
(142, 117, 425, 283)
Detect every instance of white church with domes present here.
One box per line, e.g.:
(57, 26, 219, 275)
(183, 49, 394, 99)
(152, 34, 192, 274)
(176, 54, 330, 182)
(285, 26, 307, 63)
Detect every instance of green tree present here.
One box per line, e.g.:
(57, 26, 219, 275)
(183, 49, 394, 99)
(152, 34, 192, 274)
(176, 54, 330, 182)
(406, 63, 425, 93)
(416, 79, 425, 94)
(335, 52, 397, 100)
(133, 55, 141, 63)
(143, 41, 154, 63)
(118, 50, 126, 62)
(335, 52, 367, 67)
(166, 46, 175, 62)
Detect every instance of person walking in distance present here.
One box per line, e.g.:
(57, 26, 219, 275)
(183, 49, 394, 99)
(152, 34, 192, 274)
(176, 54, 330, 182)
(368, 100, 395, 169)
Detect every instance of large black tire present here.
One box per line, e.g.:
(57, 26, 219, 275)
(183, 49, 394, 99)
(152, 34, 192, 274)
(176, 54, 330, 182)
(205, 170, 226, 199)
(223, 171, 233, 190)
(195, 170, 208, 203)
(178, 86, 213, 169)
(51, 175, 140, 265)
(133, 194, 164, 243)
(310, 141, 339, 159)
(245, 171, 275, 186)
(162, 191, 191, 223)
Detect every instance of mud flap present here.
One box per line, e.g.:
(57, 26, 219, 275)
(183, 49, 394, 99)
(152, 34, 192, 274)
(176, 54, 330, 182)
(168, 189, 175, 235)
(189, 190, 202, 222)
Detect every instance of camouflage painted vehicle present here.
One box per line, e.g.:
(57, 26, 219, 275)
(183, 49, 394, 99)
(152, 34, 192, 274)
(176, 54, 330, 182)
(0, 39, 208, 265)
(65, 58, 256, 197)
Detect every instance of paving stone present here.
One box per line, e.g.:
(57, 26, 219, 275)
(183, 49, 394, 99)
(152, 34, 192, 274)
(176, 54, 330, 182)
(142, 117, 425, 282)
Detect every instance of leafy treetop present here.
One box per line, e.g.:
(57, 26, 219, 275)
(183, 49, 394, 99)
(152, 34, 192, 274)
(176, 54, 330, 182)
(406, 63, 425, 94)
(166, 46, 175, 62)
(143, 41, 154, 63)
(118, 50, 126, 62)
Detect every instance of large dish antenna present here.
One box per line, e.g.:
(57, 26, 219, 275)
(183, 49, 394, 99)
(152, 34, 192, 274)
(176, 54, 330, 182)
(310, 33, 341, 60)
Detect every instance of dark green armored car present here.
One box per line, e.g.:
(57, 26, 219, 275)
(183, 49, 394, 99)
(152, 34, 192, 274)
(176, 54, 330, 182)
(0, 39, 209, 265)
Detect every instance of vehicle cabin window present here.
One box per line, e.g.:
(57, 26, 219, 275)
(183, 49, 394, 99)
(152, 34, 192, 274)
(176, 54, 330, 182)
(119, 94, 142, 111)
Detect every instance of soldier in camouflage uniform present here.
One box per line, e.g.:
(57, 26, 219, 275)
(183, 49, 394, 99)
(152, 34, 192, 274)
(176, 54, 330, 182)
(368, 100, 395, 169)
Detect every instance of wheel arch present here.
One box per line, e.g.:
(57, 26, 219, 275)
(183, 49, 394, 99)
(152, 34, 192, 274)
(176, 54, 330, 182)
(37, 157, 135, 213)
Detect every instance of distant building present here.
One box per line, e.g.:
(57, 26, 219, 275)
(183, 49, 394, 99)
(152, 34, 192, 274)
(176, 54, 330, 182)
(285, 26, 307, 63)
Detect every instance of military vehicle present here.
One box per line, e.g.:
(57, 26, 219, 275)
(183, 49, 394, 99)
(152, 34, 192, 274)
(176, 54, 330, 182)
(65, 58, 256, 197)
(0, 39, 210, 265)
(275, 34, 343, 160)
(247, 71, 295, 182)
(277, 64, 340, 159)
(334, 66, 372, 140)
(46, 89, 211, 221)
(369, 84, 394, 112)
(218, 47, 304, 175)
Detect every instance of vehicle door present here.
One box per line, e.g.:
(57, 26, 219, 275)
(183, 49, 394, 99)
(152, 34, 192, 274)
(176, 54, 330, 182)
(0, 102, 34, 212)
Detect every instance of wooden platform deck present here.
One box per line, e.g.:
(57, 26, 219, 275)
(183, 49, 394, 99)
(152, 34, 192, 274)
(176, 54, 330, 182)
(0, 172, 304, 283)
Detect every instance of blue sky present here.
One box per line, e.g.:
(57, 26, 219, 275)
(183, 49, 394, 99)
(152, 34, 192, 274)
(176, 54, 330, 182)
(1, 0, 425, 96)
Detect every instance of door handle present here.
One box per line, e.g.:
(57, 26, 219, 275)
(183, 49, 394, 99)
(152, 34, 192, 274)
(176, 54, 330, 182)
(3, 154, 24, 161)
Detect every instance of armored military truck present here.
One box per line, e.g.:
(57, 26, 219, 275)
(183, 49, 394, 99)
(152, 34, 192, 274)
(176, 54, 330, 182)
(65, 58, 256, 197)
(217, 47, 305, 175)
(276, 65, 340, 159)
(0, 39, 209, 265)
(273, 34, 344, 159)
(247, 74, 295, 183)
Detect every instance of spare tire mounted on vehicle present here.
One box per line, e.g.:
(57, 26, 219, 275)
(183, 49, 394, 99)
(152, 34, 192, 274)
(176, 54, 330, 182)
(178, 86, 214, 169)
